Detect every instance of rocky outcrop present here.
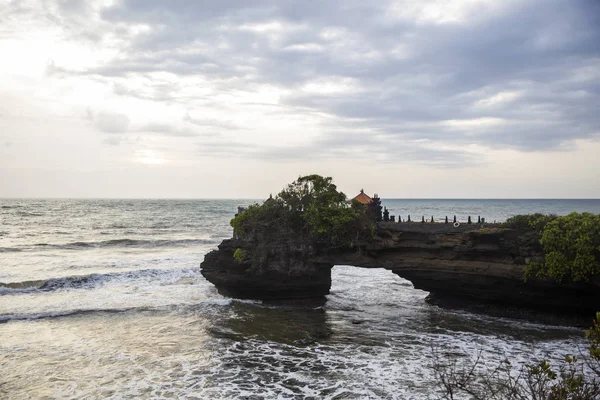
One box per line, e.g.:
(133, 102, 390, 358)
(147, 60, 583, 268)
(201, 238, 332, 299)
(200, 222, 600, 314)
(201, 222, 333, 299)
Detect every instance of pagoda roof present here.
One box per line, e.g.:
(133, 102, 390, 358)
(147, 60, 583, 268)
(350, 189, 372, 204)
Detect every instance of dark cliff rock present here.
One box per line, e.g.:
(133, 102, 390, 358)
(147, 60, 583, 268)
(201, 226, 332, 299)
(201, 223, 600, 314)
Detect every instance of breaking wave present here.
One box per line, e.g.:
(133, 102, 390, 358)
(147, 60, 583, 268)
(0, 298, 259, 323)
(16, 211, 43, 217)
(0, 267, 202, 295)
(3, 238, 215, 252)
(0, 307, 134, 323)
(0, 247, 21, 253)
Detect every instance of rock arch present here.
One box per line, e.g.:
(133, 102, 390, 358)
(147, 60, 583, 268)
(201, 223, 600, 314)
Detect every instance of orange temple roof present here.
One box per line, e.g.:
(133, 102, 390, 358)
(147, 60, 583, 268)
(349, 189, 372, 204)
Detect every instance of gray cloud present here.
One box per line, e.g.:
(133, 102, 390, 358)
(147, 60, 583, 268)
(21, 0, 600, 162)
(184, 114, 238, 131)
(102, 137, 121, 146)
(137, 123, 198, 138)
(94, 112, 131, 134)
(196, 130, 478, 168)
(91, 112, 209, 139)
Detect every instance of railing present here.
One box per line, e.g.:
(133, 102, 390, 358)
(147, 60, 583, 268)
(383, 213, 488, 226)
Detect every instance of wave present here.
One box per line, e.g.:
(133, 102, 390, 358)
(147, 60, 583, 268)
(2, 238, 214, 252)
(0, 279, 46, 292)
(16, 211, 43, 217)
(0, 298, 252, 323)
(0, 267, 201, 295)
(0, 307, 136, 323)
(0, 247, 21, 253)
(108, 224, 128, 229)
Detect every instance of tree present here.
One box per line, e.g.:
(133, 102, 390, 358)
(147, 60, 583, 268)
(501, 213, 600, 283)
(502, 213, 558, 233)
(277, 174, 346, 213)
(231, 175, 374, 249)
(367, 195, 383, 222)
(525, 213, 600, 283)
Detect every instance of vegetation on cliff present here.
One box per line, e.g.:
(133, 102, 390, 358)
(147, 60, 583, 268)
(232, 180, 600, 282)
(233, 248, 246, 263)
(432, 312, 600, 399)
(502, 213, 558, 233)
(231, 175, 374, 248)
(530, 213, 600, 283)
(503, 213, 600, 283)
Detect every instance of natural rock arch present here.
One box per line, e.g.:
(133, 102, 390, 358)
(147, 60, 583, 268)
(201, 223, 600, 314)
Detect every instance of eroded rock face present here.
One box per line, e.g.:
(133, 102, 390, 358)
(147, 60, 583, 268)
(201, 228, 332, 299)
(200, 223, 600, 314)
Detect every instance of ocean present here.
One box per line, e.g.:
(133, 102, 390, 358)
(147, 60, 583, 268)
(1, 198, 600, 399)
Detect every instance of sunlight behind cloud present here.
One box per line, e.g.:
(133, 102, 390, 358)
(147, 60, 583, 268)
(0, 38, 50, 79)
(301, 77, 362, 95)
(0, 0, 598, 198)
(474, 91, 523, 108)
(441, 118, 508, 130)
(135, 150, 166, 165)
(387, 0, 508, 24)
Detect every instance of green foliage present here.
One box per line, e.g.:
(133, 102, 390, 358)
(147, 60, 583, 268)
(546, 354, 599, 400)
(233, 248, 246, 263)
(231, 200, 296, 239)
(230, 175, 374, 248)
(525, 212, 600, 283)
(432, 312, 600, 399)
(281, 176, 372, 247)
(278, 174, 346, 213)
(502, 213, 600, 283)
(586, 312, 600, 361)
(523, 314, 600, 399)
(502, 213, 558, 232)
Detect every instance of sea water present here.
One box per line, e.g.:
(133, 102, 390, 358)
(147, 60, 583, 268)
(1, 199, 599, 399)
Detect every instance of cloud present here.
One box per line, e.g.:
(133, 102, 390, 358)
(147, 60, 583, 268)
(3, 0, 600, 167)
(184, 114, 238, 131)
(137, 123, 198, 137)
(91, 112, 207, 139)
(94, 112, 130, 134)
(102, 137, 121, 146)
(196, 130, 479, 168)
(99, 1, 599, 152)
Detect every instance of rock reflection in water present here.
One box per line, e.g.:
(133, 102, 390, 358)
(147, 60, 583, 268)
(207, 299, 331, 346)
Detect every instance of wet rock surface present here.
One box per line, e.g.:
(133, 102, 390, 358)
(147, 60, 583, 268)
(201, 229, 331, 300)
(201, 223, 600, 315)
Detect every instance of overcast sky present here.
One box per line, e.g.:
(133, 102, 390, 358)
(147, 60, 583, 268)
(1, 0, 599, 198)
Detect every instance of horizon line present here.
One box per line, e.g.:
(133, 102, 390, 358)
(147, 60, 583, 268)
(1, 197, 600, 201)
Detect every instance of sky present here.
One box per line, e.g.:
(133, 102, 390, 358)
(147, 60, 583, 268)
(0, 0, 599, 199)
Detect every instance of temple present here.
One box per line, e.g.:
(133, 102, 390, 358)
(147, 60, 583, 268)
(349, 189, 372, 205)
